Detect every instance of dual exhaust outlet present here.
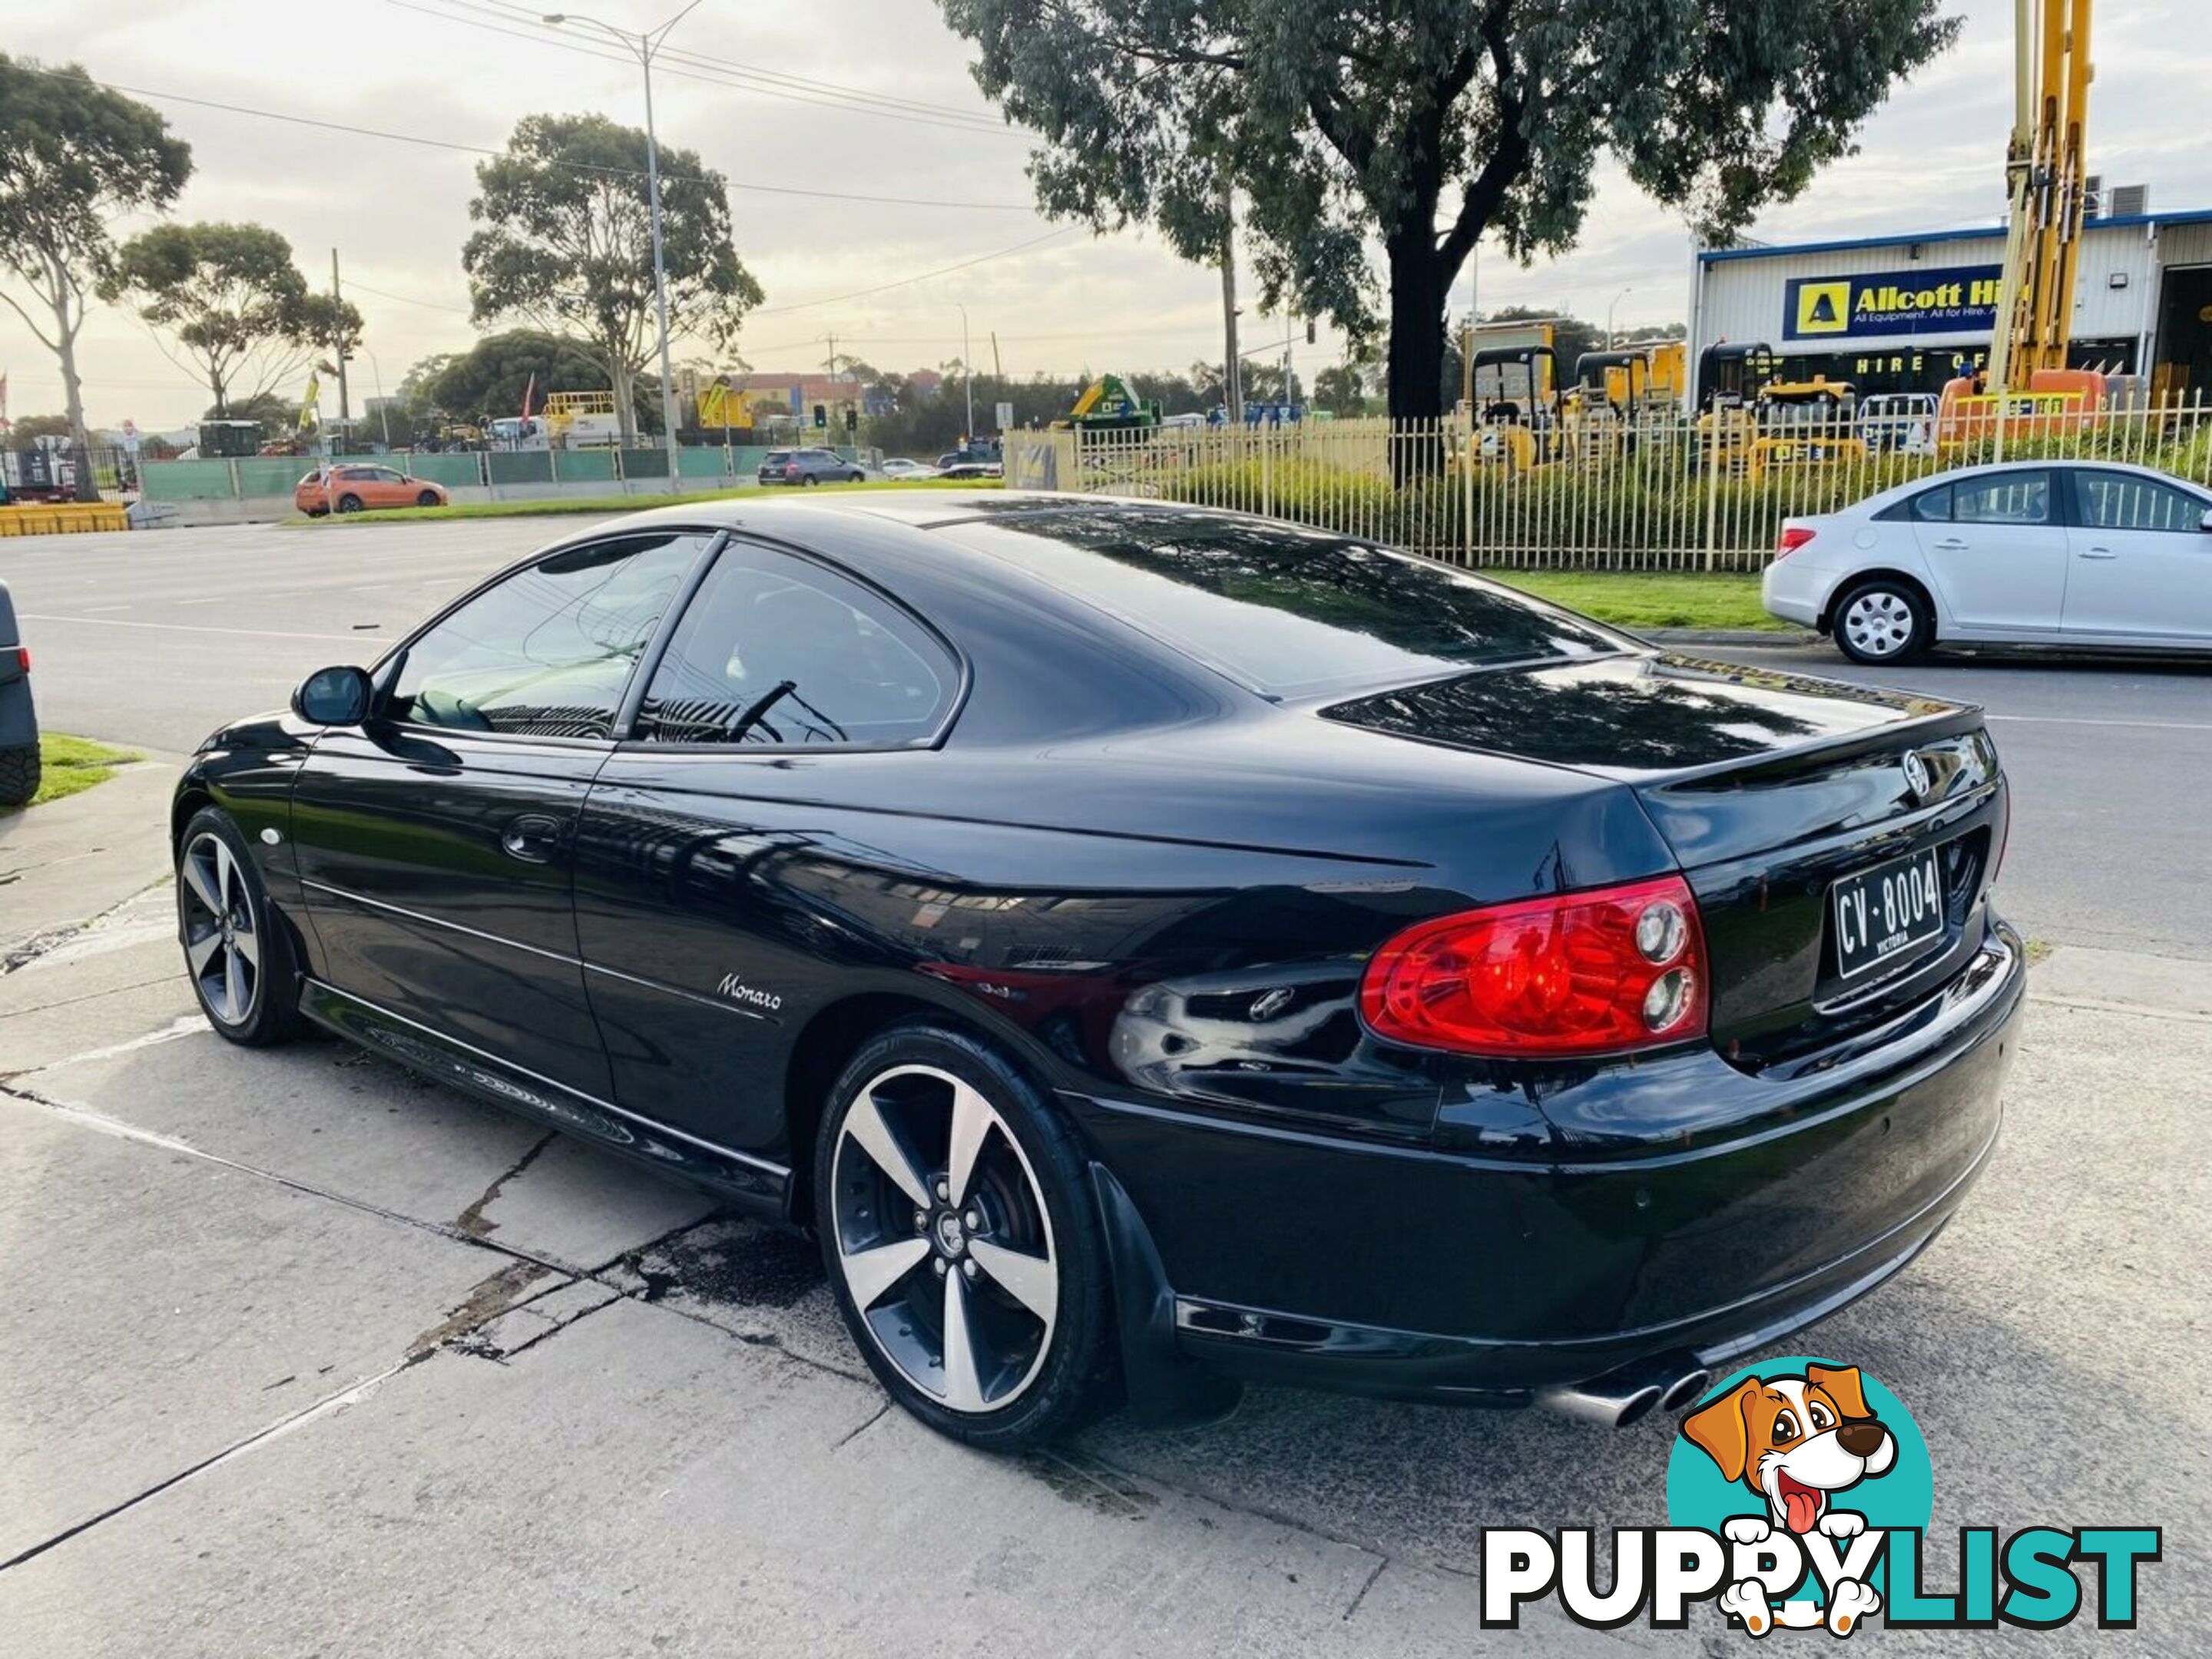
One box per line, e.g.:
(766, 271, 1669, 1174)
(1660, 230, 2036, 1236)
(1535, 1352, 1713, 1429)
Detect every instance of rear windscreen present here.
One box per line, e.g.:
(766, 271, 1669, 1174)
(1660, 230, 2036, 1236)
(943, 507, 1626, 697)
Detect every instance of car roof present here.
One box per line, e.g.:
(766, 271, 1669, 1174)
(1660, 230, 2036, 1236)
(1839, 457, 2207, 515)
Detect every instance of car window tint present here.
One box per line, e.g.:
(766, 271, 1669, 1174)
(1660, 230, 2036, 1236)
(1952, 472, 2051, 526)
(943, 507, 1626, 697)
(1911, 484, 1952, 522)
(635, 545, 954, 747)
(390, 532, 709, 739)
(2075, 471, 2205, 532)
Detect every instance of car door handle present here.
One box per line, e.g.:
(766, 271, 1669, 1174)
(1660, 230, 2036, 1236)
(2076, 546, 2118, 559)
(501, 813, 565, 863)
(1932, 538, 1969, 551)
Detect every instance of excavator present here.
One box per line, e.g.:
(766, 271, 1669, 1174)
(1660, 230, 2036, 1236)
(1939, 0, 2104, 445)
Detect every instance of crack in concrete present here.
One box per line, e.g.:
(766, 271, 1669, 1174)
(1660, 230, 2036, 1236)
(0, 875, 174, 976)
(455, 1132, 555, 1240)
(406, 1260, 559, 1359)
(1342, 1555, 1389, 1621)
(0, 972, 180, 1021)
(0, 1362, 409, 1575)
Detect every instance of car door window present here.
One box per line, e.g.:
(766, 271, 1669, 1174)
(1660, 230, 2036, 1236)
(634, 544, 956, 747)
(2073, 471, 2207, 533)
(1879, 482, 1952, 522)
(1951, 472, 2052, 526)
(389, 532, 710, 739)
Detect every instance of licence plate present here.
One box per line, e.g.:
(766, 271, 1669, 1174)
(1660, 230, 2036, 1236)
(1831, 846, 1946, 980)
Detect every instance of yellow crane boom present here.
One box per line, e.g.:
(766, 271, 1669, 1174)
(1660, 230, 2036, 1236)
(1987, 0, 2094, 391)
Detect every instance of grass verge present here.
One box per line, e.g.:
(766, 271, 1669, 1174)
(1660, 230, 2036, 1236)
(31, 733, 141, 806)
(1483, 570, 1800, 634)
(287, 475, 1001, 527)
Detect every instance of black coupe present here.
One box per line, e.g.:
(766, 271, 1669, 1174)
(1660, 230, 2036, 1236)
(173, 493, 2022, 1448)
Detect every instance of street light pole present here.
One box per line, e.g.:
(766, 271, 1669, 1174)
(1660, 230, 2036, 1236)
(957, 304, 975, 439)
(364, 349, 391, 449)
(1607, 287, 1633, 349)
(545, 2, 702, 492)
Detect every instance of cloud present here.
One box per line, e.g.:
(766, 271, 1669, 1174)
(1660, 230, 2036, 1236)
(3, 0, 2201, 427)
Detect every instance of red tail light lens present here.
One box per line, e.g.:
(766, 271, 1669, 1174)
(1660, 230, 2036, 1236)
(1359, 876, 1709, 1058)
(15, 648, 28, 673)
(1776, 526, 1816, 558)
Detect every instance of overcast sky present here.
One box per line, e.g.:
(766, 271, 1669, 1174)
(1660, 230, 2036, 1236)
(3, 0, 2203, 430)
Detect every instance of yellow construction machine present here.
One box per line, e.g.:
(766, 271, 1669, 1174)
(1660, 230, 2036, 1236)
(1940, 0, 2104, 444)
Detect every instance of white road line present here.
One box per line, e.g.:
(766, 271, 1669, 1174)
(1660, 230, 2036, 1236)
(18, 613, 366, 644)
(1984, 714, 2212, 733)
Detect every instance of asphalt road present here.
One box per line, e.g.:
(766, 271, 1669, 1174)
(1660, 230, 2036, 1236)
(3, 520, 2208, 960)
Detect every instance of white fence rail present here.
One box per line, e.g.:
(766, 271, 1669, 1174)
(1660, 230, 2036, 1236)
(1002, 396, 2212, 571)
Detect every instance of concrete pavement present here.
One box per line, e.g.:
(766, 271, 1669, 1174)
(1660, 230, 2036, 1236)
(2, 762, 2207, 1652)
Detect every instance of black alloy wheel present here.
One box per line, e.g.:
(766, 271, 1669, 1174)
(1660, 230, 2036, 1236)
(815, 1023, 1114, 1450)
(176, 806, 297, 1046)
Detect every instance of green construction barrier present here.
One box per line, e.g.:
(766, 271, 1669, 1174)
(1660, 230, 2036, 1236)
(487, 451, 554, 486)
(238, 456, 311, 498)
(620, 448, 671, 480)
(552, 448, 618, 483)
(677, 447, 732, 479)
(141, 460, 238, 502)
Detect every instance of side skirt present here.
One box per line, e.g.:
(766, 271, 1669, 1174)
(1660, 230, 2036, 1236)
(295, 976, 790, 1216)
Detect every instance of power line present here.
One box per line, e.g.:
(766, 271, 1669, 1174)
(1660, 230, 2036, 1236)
(396, 0, 1022, 138)
(346, 281, 476, 316)
(751, 228, 1079, 316)
(27, 65, 1032, 211)
(462, 0, 1010, 128)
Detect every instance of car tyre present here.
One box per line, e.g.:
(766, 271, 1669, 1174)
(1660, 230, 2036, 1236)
(1831, 577, 1932, 666)
(814, 1021, 1116, 1452)
(801, 475, 820, 487)
(416, 489, 440, 507)
(336, 493, 363, 514)
(177, 806, 299, 1047)
(0, 742, 39, 808)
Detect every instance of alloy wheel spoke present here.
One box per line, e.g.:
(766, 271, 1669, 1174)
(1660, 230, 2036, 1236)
(844, 1087, 932, 1210)
(220, 957, 245, 1024)
(967, 1238, 1056, 1326)
(228, 920, 260, 969)
(186, 931, 223, 975)
(214, 839, 240, 911)
(183, 849, 223, 914)
(939, 1263, 986, 1412)
(841, 1237, 929, 1310)
(944, 1079, 994, 1208)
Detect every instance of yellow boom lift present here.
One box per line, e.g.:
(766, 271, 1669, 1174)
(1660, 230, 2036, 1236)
(1941, 0, 2103, 443)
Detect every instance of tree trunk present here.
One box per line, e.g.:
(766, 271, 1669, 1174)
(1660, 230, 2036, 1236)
(54, 299, 101, 505)
(609, 359, 637, 448)
(1384, 233, 1449, 481)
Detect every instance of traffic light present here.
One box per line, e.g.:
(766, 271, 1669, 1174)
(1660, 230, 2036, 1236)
(813, 404, 826, 429)
(1306, 317, 1316, 345)
(843, 407, 857, 435)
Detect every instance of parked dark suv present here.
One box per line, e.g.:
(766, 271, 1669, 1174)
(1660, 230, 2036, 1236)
(0, 578, 37, 806)
(758, 447, 866, 486)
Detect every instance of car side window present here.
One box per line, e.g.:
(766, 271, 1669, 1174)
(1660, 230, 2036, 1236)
(388, 532, 710, 739)
(1951, 472, 2052, 527)
(2074, 471, 2206, 534)
(1885, 483, 1952, 523)
(634, 543, 955, 748)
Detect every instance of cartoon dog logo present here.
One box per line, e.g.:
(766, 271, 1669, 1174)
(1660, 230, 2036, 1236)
(1681, 1362, 1897, 1636)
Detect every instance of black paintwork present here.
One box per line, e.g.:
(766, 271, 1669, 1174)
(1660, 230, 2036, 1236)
(173, 492, 2024, 1416)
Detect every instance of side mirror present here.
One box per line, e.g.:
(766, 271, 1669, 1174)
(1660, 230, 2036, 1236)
(293, 664, 373, 727)
(2200, 508, 2212, 533)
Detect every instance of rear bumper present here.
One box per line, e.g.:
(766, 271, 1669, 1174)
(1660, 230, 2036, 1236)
(1760, 558, 1827, 630)
(1069, 921, 2024, 1409)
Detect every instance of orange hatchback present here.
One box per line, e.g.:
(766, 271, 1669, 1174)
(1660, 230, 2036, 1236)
(296, 464, 449, 516)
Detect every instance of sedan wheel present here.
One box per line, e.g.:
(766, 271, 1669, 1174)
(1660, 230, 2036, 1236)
(336, 494, 363, 514)
(177, 808, 296, 1047)
(1833, 580, 1932, 665)
(817, 1028, 1113, 1449)
(416, 489, 441, 507)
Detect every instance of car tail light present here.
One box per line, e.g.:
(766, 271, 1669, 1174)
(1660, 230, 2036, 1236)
(15, 647, 28, 673)
(784, 462, 800, 478)
(1776, 526, 1816, 558)
(1359, 876, 1708, 1058)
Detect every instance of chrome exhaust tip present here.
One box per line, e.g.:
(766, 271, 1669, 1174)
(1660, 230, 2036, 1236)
(1535, 1354, 1710, 1429)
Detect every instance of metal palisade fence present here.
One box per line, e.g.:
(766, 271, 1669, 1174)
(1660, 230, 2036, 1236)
(1004, 394, 2212, 570)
